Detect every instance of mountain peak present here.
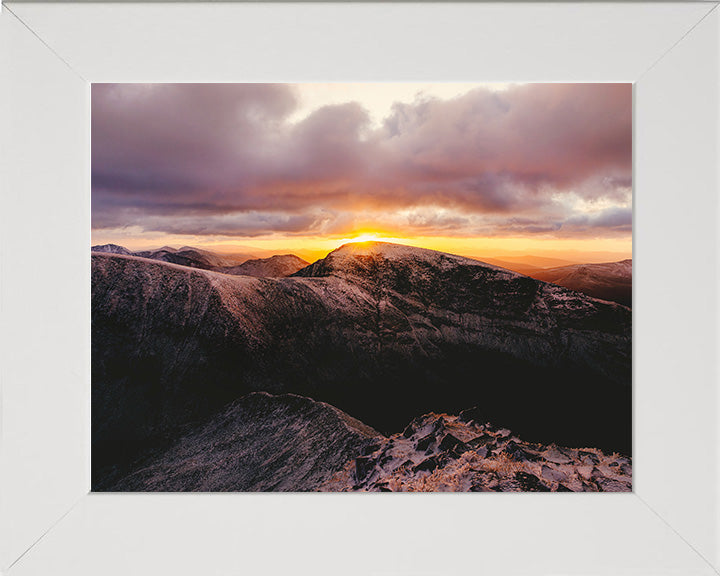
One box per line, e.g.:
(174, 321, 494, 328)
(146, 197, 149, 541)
(332, 240, 444, 258)
(91, 243, 132, 255)
(297, 241, 514, 281)
(223, 254, 309, 278)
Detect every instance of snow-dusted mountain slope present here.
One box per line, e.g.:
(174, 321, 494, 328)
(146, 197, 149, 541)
(92, 243, 631, 488)
(220, 254, 309, 278)
(529, 259, 632, 306)
(103, 392, 380, 492)
(133, 245, 246, 269)
(90, 244, 306, 276)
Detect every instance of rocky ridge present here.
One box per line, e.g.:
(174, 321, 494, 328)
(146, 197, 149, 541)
(323, 407, 632, 492)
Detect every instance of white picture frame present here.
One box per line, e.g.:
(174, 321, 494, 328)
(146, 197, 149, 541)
(1, 2, 718, 574)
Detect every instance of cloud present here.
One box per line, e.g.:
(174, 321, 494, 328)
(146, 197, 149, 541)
(92, 83, 631, 238)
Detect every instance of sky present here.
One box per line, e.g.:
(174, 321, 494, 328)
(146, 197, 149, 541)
(92, 83, 632, 263)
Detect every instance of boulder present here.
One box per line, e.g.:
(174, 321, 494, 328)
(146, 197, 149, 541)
(541, 465, 567, 483)
(515, 472, 550, 492)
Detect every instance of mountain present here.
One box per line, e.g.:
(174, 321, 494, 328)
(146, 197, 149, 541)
(503, 255, 578, 268)
(471, 257, 544, 276)
(475, 255, 577, 276)
(529, 259, 632, 307)
(104, 392, 630, 492)
(220, 254, 309, 278)
(104, 392, 380, 492)
(91, 243, 133, 255)
(133, 246, 245, 269)
(92, 243, 631, 488)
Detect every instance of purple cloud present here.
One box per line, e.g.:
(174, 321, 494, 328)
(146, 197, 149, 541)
(92, 83, 631, 238)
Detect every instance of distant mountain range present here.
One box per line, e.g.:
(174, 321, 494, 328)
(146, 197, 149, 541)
(92, 244, 308, 278)
(477, 255, 577, 276)
(132, 245, 244, 269)
(93, 243, 632, 305)
(473, 257, 632, 306)
(92, 242, 631, 490)
(528, 260, 632, 307)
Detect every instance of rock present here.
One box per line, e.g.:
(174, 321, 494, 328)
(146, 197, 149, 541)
(544, 447, 572, 464)
(355, 456, 375, 483)
(576, 466, 593, 480)
(470, 471, 499, 492)
(591, 467, 605, 480)
(413, 456, 439, 473)
(515, 472, 550, 492)
(556, 483, 574, 492)
(541, 465, 567, 483)
(503, 440, 532, 462)
(596, 477, 631, 492)
(475, 446, 490, 459)
(510, 450, 530, 462)
(416, 433, 435, 452)
(431, 417, 447, 434)
(468, 435, 493, 447)
(578, 451, 600, 465)
(458, 406, 485, 424)
(402, 423, 416, 438)
(438, 433, 468, 455)
(362, 443, 381, 456)
(378, 453, 395, 468)
(493, 479, 523, 492)
(504, 440, 519, 452)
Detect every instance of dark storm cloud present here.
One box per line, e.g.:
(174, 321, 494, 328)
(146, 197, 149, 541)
(92, 83, 631, 237)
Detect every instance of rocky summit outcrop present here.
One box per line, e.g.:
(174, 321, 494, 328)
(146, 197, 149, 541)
(92, 242, 631, 488)
(104, 392, 381, 492)
(220, 254, 309, 278)
(322, 408, 632, 492)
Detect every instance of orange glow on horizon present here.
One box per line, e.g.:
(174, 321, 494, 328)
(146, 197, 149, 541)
(93, 227, 632, 265)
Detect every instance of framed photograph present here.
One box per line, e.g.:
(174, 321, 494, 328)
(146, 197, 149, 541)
(1, 2, 718, 574)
